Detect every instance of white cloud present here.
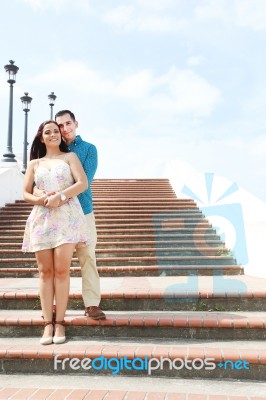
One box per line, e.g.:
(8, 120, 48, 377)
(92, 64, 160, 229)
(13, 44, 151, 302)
(136, 0, 176, 11)
(194, 0, 228, 20)
(146, 67, 222, 117)
(30, 61, 221, 117)
(138, 15, 181, 33)
(250, 134, 266, 157)
(194, 0, 266, 31)
(19, 0, 68, 10)
(19, 0, 91, 12)
(30, 60, 152, 98)
(103, 5, 134, 30)
(93, 125, 266, 201)
(30, 60, 114, 94)
(186, 55, 206, 66)
(102, 4, 186, 33)
(235, 0, 266, 30)
(116, 70, 153, 98)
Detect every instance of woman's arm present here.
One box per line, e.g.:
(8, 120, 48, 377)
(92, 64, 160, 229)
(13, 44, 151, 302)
(45, 153, 88, 208)
(23, 160, 47, 205)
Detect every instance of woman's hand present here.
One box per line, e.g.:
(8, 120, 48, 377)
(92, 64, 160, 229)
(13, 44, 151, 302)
(37, 193, 48, 206)
(44, 193, 61, 208)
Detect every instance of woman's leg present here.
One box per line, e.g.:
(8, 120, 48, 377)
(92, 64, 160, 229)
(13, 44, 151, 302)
(53, 243, 75, 337)
(35, 249, 55, 339)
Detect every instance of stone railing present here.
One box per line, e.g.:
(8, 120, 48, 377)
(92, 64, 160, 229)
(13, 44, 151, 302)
(0, 164, 24, 207)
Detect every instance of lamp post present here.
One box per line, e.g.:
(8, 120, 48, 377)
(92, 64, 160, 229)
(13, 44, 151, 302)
(2, 60, 19, 163)
(48, 91, 56, 119)
(20, 92, 32, 174)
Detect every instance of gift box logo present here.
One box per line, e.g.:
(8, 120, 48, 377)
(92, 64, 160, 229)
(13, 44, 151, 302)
(181, 172, 248, 265)
(158, 172, 248, 302)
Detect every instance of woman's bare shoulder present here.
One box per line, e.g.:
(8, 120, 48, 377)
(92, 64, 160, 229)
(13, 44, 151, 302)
(27, 159, 39, 168)
(67, 152, 79, 162)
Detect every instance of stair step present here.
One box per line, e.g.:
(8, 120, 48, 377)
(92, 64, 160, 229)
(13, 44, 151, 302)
(0, 213, 205, 219)
(0, 310, 265, 340)
(0, 178, 263, 389)
(0, 276, 265, 311)
(1, 387, 263, 400)
(0, 222, 212, 229)
(0, 255, 237, 267)
(0, 247, 231, 255)
(0, 338, 264, 380)
(1, 374, 266, 397)
(0, 216, 208, 223)
(0, 264, 243, 278)
(0, 229, 219, 238)
(3, 199, 196, 205)
(0, 240, 225, 248)
(0, 234, 223, 241)
(3, 206, 199, 213)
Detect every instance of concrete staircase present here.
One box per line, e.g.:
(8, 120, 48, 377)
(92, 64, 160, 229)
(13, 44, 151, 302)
(0, 179, 265, 398)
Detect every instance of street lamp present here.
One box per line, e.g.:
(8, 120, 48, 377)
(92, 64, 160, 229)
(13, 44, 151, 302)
(2, 60, 19, 163)
(20, 92, 32, 174)
(48, 91, 56, 119)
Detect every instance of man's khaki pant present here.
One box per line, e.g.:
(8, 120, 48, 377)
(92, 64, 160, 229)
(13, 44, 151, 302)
(76, 212, 101, 307)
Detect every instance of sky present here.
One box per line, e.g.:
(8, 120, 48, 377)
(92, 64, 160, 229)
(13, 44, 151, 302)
(0, 0, 266, 201)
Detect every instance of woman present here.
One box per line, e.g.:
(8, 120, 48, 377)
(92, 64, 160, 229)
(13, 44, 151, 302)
(22, 120, 89, 345)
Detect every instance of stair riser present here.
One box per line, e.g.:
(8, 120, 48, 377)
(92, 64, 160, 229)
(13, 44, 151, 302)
(0, 219, 209, 226)
(0, 229, 219, 235)
(0, 258, 236, 266)
(0, 212, 202, 216)
(0, 250, 232, 258)
(1, 179, 264, 387)
(0, 242, 226, 249)
(1, 209, 201, 215)
(0, 209, 202, 214)
(0, 237, 225, 245)
(0, 298, 264, 312)
(2, 203, 197, 209)
(0, 325, 265, 341)
(102, 242, 225, 248)
(0, 359, 264, 381)
(0, 267, 243, 278)
(0, 219, 214, 228)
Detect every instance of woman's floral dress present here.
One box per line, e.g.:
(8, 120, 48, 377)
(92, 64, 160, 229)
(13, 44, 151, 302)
(22, 161, 90, 252)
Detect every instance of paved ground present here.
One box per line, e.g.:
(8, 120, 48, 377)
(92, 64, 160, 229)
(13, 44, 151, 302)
(1, 275, 265, 294)
(0, 374, 265, 395)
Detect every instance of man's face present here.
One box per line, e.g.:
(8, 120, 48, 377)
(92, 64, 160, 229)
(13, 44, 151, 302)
(55, 113, 78, 145)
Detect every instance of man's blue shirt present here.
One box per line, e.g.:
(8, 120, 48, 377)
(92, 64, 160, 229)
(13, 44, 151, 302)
(68, 135, 97, 215)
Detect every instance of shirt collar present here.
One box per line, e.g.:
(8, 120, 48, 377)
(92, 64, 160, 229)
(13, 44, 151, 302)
(68, 135, 82, 149)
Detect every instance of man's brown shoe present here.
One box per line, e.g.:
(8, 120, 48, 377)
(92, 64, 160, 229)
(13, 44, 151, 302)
(85, 306, 106, 320)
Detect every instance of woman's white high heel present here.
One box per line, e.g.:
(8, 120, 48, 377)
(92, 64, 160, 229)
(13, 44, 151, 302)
(40, 321, 53, 345)
(53, 321, 66, 344)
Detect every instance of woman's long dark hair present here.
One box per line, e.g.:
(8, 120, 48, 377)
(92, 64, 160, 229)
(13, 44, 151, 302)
(30, 120, 69, 160)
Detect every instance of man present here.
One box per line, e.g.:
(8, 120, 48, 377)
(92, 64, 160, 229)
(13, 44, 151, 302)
(54, 109, 105, 320)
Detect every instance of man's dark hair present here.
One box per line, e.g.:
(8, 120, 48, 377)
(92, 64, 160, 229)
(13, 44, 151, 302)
(55, 110, 76, 122)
